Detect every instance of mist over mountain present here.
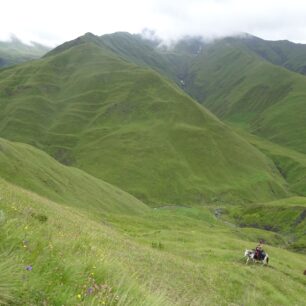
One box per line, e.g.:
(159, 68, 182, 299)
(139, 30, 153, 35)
(0, 35, 50, 68)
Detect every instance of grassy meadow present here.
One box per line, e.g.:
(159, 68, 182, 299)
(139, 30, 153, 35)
(1, 178, 306, 305)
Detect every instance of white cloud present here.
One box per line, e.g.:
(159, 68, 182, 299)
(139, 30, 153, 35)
(1, 0, 306, 46)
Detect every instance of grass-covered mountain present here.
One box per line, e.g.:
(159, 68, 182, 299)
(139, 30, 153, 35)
(96, 33, 306, 157)
(0, 36, 49, 68)
(0, 33, 288, 205)
(168, 36, 306, 156)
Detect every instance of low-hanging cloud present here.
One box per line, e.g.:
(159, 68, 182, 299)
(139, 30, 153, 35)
(1, 0, 306, 46)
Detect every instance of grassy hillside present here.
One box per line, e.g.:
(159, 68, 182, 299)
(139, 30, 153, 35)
(0, 34, 288, 205)
(0, 137, 148, 216)
(180, 38, 306, 155)
(1, 178, 305, 305)
(0, 37, 49, 68)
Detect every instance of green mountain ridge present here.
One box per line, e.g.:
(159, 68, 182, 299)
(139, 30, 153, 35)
(168, 36, 306, 155)
(0, 34, 288, 205)
(61, 32, 306, 182)
(234, 34, 306, 75)
(78, 33, 306, 157)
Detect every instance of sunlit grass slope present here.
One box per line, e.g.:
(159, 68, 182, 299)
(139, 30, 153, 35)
(1, 178, 305, 305)
(0, 137, 148, 216)
(0, 34, 288, 205)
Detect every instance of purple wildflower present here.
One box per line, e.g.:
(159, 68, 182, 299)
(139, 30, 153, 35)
(25, 265, 33, 271)
(87, 287, 94, 295)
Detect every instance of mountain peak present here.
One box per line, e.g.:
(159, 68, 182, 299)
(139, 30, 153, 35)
(44, 32, 101, 57)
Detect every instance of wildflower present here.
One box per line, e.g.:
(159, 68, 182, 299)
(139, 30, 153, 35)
(24, 226, 28, 230)
(25, 265, 33, 271)
(77, 294, 82, 299)
(87, 287, 94, 295)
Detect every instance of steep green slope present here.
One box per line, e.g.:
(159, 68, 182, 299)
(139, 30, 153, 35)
(182, 38, 306, 155)
(0, 37, 49, 68)
(1, 178, 306, 305)
(0, 34, 288, 205)
(0, 137, 148, 215)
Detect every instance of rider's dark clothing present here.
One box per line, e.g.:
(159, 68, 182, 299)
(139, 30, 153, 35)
(255, 247, 265, 260)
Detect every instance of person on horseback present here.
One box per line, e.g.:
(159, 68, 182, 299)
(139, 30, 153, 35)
(255, 240, 265, 260)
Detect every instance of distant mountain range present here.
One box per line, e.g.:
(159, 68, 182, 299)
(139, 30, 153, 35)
(0, 36, 50, 68)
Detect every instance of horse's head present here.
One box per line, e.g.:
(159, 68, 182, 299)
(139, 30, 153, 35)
(244, 249, 253, 257)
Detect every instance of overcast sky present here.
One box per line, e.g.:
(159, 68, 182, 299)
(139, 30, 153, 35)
(1, 0, 306, 46)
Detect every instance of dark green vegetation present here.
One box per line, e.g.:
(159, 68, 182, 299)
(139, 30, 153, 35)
(0, 36, 49, 68)
(0, 33, 288, 205)
(1, 32, 306, 305)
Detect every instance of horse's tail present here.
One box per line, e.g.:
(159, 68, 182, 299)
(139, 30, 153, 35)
(266, 256, 269, 264)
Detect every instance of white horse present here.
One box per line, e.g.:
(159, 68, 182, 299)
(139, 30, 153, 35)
(244, 249, 269, 265)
